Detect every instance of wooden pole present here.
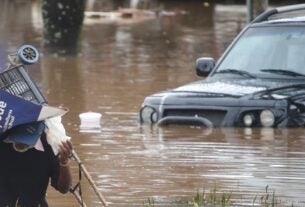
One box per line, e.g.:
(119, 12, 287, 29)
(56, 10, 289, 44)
(72, 150, 108, 207)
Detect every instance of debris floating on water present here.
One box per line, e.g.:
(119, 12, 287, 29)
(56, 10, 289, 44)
(79, 112, 102, 133)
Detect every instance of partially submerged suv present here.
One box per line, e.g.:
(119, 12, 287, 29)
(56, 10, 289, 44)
(139, 4, 305, 128)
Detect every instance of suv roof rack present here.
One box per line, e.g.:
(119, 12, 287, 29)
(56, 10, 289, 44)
(252, 3, 305, 23)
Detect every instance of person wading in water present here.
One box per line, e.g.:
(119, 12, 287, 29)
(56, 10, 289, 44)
(0, 130, 73, 207)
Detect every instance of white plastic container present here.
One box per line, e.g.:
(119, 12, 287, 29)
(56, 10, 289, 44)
(79, 112, 102, 130)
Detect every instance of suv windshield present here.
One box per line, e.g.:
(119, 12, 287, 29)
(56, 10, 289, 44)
(216, 26, 305, 77)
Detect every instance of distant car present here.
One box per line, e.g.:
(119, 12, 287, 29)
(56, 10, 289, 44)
(139, 4, 305, 128)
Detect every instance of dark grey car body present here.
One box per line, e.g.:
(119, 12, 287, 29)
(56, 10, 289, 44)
(139, 4, 305, 128)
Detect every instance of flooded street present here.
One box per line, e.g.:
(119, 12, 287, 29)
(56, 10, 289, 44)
(1, 0, 305, 206)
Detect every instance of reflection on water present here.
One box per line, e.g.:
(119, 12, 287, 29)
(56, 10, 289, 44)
(1, 0, 305, 206)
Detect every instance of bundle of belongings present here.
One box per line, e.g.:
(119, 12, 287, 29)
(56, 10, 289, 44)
(0, 45, 70, 155)
(0, 90, 70, 154)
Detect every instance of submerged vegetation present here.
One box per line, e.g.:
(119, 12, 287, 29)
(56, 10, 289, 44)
(143, 185, 298, 207)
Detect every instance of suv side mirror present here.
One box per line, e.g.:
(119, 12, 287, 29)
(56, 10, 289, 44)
(195, 57, 215, 77)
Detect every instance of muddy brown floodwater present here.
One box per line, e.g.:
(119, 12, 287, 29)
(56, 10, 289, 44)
(1, 0, 305, 206)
